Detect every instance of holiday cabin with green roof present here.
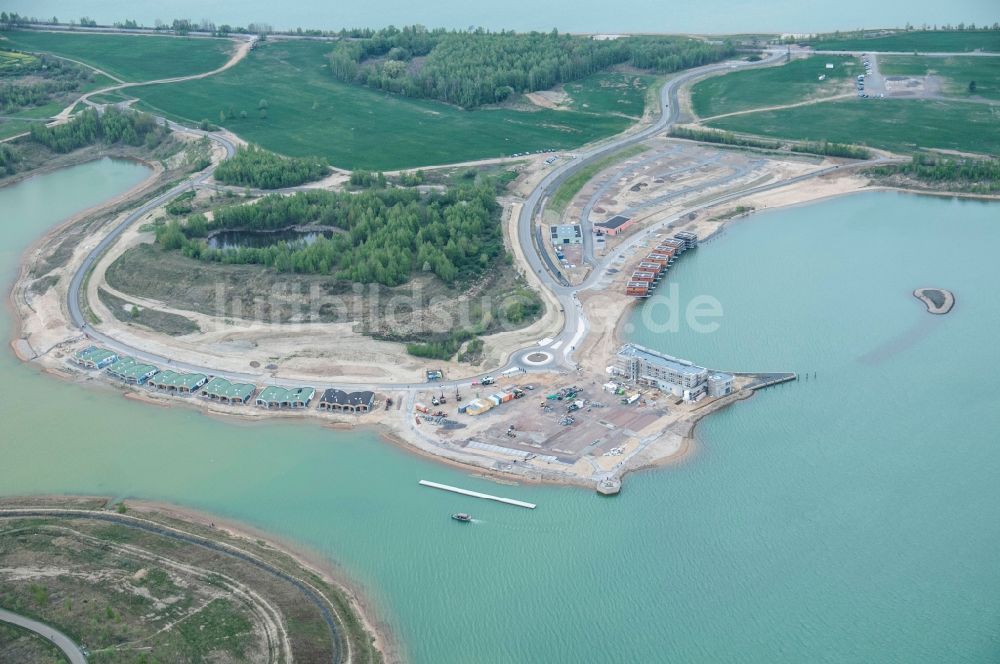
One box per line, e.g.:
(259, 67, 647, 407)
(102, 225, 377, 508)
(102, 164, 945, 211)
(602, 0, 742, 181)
(148, 370, 209, 394)
(255, 386, 316, 409)
(200, 377, 256, 404)
(105, 356, 159, 385)
(73, 346, 119, 369)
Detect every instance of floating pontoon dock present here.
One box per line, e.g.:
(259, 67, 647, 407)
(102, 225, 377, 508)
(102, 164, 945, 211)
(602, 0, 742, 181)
(418, 480, 536, 509)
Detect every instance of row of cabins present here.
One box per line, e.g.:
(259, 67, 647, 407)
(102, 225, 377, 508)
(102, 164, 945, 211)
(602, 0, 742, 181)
(72, 346, 373, 413)
(626, 232, 699, 298)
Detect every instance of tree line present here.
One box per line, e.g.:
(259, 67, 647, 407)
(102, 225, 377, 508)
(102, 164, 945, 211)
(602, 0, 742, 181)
(29, 107, 169, 153)
(0, 143, 19, 176)
(865, 155, 1000, 193)
(214, 145, 329, 189)
(1, 50, 94, 114)
(328, 28, 735, 108)
(156, 183, 504, 287)
(669, 126, 871, 159)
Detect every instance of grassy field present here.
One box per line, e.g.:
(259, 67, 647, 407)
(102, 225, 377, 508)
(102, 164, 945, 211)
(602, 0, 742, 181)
(879, 55, 1000, 100)
(691, 55, 859, 118)
(563, 71, 654, 118)
(129, 40, 637, 170)
(0, 118, 34, 140)
(0, 30, 234, 81)
(549, 144, 649, 213)
(0, 499, 382, 664)
(706, 98, 1000, 155)
(808, 30, 1000, 53)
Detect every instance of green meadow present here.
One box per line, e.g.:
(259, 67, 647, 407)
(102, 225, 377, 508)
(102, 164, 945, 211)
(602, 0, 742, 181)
(808, 30, 1000, 53)
(690, 56, 858, 118)
(563, 72, 654, 118)
(129, 40, 637, 170)
(879, 55, 1000, 100)
(706, 98, 1000, 155)
(0, 31, 233, 81)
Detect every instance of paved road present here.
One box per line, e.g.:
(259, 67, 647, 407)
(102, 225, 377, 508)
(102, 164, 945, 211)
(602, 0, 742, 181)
(0, 607, 87, 663)
(62, 48, 898, 395)
(508, 49, 789, 370)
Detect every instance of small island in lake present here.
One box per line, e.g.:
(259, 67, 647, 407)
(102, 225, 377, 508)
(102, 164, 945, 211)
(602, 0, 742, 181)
(913, 288, 955, 315)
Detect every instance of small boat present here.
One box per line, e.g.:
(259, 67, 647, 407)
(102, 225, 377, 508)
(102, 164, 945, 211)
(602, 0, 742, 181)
(451, 513, 472, 522)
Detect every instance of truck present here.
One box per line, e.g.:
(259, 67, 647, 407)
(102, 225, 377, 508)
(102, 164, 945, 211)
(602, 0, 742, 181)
(415, 403, 430, 414)
(480, 376, 495, 386)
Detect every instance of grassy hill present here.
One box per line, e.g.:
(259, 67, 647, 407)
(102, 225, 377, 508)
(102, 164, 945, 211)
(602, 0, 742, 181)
(0, 31, 234, 81)
(705, 99, 1000, 156)
(879, 55, 1000, 100)
(129, 40, 639, 170)
(690, 55, 858, 118)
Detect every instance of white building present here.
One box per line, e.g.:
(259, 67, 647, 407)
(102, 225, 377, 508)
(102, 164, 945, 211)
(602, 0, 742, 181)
(707, 373, 734, 398)
(550, 224, 583, 245)
(612, 343, 733, 402)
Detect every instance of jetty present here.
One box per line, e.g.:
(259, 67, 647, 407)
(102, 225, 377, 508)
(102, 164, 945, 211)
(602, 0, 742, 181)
(737, 372, 798, 390)
(418, 480, 536, 509)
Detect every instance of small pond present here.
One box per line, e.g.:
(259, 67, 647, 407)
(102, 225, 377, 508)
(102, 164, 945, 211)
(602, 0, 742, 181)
(207, 228, 338, 250)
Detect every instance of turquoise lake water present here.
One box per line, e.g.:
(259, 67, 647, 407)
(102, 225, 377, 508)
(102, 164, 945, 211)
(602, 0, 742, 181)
(2, 0, 997, 36)
(2, 162, 999, 662)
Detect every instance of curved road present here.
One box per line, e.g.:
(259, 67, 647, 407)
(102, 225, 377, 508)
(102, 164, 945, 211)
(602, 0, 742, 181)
(64, 48, 894, 393)
(0, 607, 87, 663)
(0, 508, 351, 663)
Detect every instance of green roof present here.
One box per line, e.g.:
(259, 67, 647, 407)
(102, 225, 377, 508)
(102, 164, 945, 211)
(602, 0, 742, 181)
(106, 356, 158, 381)
(202, 377, 256, 400)
(256, 385, 315, 403)
(150, 370, 207, 389)
(75, 346, 117, 364)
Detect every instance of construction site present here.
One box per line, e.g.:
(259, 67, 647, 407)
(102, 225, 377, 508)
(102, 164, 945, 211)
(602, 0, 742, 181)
(406, 366, 763, 485)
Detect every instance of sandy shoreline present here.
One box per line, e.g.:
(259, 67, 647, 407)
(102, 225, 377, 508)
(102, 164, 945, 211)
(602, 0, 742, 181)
(6, 152, 163, 361)
(0, 494, 399, 663)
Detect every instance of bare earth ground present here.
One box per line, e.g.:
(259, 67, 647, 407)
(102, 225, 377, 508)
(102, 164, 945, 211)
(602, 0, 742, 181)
(525, 88, 571, 111)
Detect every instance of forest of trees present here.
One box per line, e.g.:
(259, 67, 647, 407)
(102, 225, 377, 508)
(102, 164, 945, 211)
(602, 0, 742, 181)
(0, 143, 19, 176)
(669, 126, 871, 159)
(866, 154, 1000, 193)
(29, 107, 169, 152)
(328, 28, 736, 108)
(213, 145, 329, 189)
(157, 183, 504, 286)
(348, 169, 387, 188)
(1, 50, 93, 114)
